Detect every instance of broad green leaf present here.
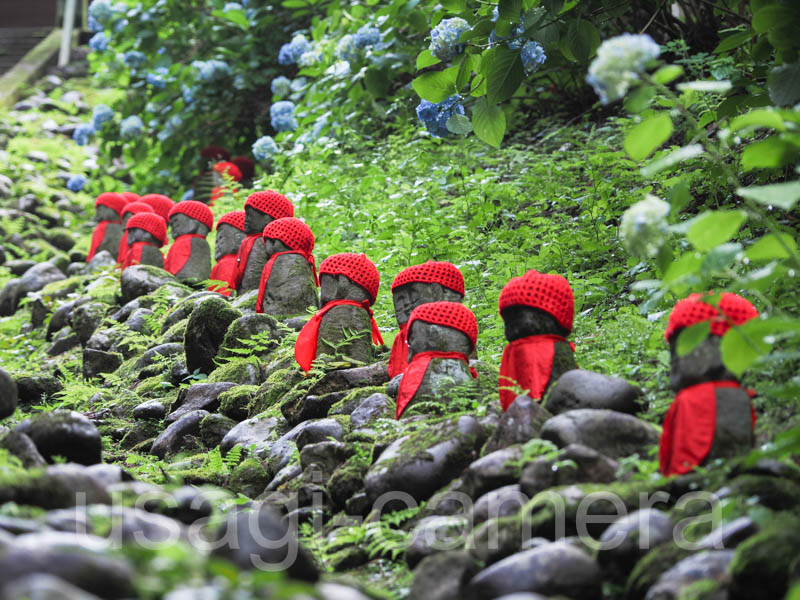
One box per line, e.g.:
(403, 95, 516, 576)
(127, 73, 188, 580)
(676, 80, 732, 93)
(652, 65, 683, 85)
(745, 233, 799, 261)
(624, 113, 674, 161)
(486, 46, 524, 105)
(456, 54, 480, 89)
(640, 144, 704, 177)
(702, 242, 743, 274)
(416, 50, 441, 70)
(472, 98, 506, 147)
(720, 319, 773, 376)
(752, 4, 793, 33)
(412, 66, 460, 103)
(736, 181, 800, 210)
(441, 0, 466, 12)
(729, 108, 786, 133)
(496, 0, 522, 36)
(768, 60, 800, 106)
(676, 321, 710, 357)
(566, 19, 600, 63)
(663, 251, 702, 284)
(623, 85, 656, 113)
(668, 180, 692, 214)
(741, 136, 800, 170)
(446, 113, 473, 135)
(714, 29, 755, 53)
(211, 8, 250, 29)
(686, 209, 747, 251)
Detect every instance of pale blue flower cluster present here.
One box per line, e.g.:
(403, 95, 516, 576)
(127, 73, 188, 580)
(271, 76, 291, 97)
(88, 32, 109, 52)
(73, 123, 95, 146)
(192, 59, 231, 81)
(91, 104, 114, 130)
(157, 115, 183, 142)
(430, 18, 470, 62)
(252, 135, 279, 161)
(354, 25, 381, 49)
(270, 101, 298, 132)
(587, 33, 660, 104)
(146, 67, 168, 88)
(181, 189, 195, 201)
(521, 41, 546, 75)
(66, 174, 87, 192)
(489, 7, 526, 50)
(278, 34, 312, 65)
(120, 115, 144, 139)
(123, 50, 147, 68)
(416, 95, 465, 138)
(182, 86, 195, 105)
(89, 0, 113, 25)
(335, 35, 359, 63)
(298, 47, 323, 67)
(88, 15, 102, 32)
(223, 2, 242, 10)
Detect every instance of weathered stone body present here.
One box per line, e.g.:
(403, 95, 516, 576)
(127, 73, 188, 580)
(238, 206, 274, 291)
(92, 205, 124, 258)
(316, 273, 373, 364)
(126, 229, 164, 269)
(258, 238, 318, 316)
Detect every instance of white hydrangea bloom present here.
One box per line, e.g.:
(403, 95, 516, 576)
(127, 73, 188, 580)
(620, 194, 671, 259)
(587, 34, 660, 104)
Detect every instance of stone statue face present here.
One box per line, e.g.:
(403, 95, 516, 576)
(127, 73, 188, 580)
(669, 334, 737, 391)
(501, 305, 568, 342)
(96, 205, 120, 222)
(122, 212, 134, 228)
(127, 228, 161, 245)
(408, 321, 472, 358)
(320, 273, 370, 305)
(215, 223, 246, 260)
(264, 237, 291, 258)
(392, 282, 463, 325)
(244, 205, 274, 235)
(170, 213, 210, 239)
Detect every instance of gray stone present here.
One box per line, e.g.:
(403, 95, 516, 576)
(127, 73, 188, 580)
(463, 445, 522, 499)
(14, 374, 63, 405)
(184, 296, 241, 374)
(472, 484, 528, 525)
(5, 259, 36, 276)
(82, 348, 122, 379)
(281, 391, 345, 426)
(299, 440, 353, 473)
(48, 328, 80, 355)
(15, 410, 102, 465)
(409, 550, 479, 600)
(0, 279, 23, 316)
(136, 343, 184, 371)
(258, 249, 318, 317)
(483, 396, 552, 455)
(350, 393, 393, 427)
(239, 235, 268, 292)
(161, 292, 219, 333)
(645, 550, 734, 600)
(217, 313, 282, 360)
(0, 368, 17, 419)
(0, 464, 110, 509)
(166, 382, 236, 423)
(296, 418, 346, 450)
(215, 223, 245, 261)
(519, 443, 619, 498)
(119, 265, 180, 304)
(220, 416, 281, 457)
(407, 516, 469, 567)
(133, 399, 167, 421)
(597, 509, 674, 580)
(70, 301, 107, 345)
(316, 582, 374, 600)
(200, 413, 236, 447)
(150, 410, 210, 459)
(126, 307, 154, 334)
(545, 369, 643, 415)
(308, 362, 389, 396)
(0, 573, 104, 600)
(0, 431, 46, 467)
(541, 409, 659, 459)
(0, 262, 67, 315)
(317, 303, 374, 365)
(697, 516, 758, 550)
(85, 249, 117, 273)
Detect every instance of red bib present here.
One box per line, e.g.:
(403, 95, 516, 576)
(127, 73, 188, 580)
(209, 254, 238, 296)
(294, 299, 384, 372)
(234, 234, 261, 289)
(499, 334, 574, 411)
(256, 250, 318, 314)
(87, 220, 118, 262)
(396, 351, 477, 419)
(164, 234, 206, 275)
(122, 241, 161, 269)
(116, 231, 129, 266)
(388, 322, 409, 378)
(659, 381, 756, 477)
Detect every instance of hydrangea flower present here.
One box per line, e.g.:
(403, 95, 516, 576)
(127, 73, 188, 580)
(182, 86, 195, 105)
(223, 2, 242, 10)
(335, 35, 359, 63)
(270, 76, 291, 97)
(430, 18, 470, 62)
(181, 189, 195, 201)
(587, 34, 660, 104)
(123, 50, 147, 68)
(521, 41, 546, 75)
(120, 115, 144, 139)
(157, 115, 183, 141)
(252, 135, 279, 161)
(91, 104, 114, 130)
(88, 15, 102, 32)
(192, 59, 231, 81)
(298, 47, 323, 67)
(88, 32, 109, 52)
(146, 67, 168, 89)
(354, 25, 381, 49)
(620, 194, 671, 259)
(66, 174, 87, 192)
(270, 101, 298, 132)
(89, 0, 113, 25)
(234, 74, 247, 90)
(113, 18, 128, 32)
(290, 77, 307, 92)
(73, 123, 95, 146)
(416, 95, 465, 138)
(278, 34, 312, 65)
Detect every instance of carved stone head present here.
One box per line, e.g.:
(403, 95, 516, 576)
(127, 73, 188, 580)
(501, 305, 569, 342)
(243, 191, 294, 235)
(170, 213, 210, 238)
(668, 334, 737, 391)
(499, 270, 574, 342)
(215, 223, 246, 260)
(244, 205, 274, 235)
(391, 262, 466, 325)
(96, 204, 120, 223)
(127, 228, 161, 245)
(320, 273, 371, 305)
(318, 253, 379, 307)
(406, 301, 477, 359)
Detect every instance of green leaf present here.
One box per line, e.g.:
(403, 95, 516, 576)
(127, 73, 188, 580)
(441, 0, 466, 12)
(729, 108, 787, 133)
(624, 113, 674, 161)
(652, 65, 684, 85)
(720, 319, 773, 377)
(736, 181, 800, 210)
(752, 4, 793, 33)
(497, 0, 523, 37)
(364, 69, 389, 98)
(566, 19, 600, 63)
(472, 98, 506, 147)
(456, 54, 480, 89)
(676, 80, 732, 93)
(640, 144, 704, 177)
(714, 29, 755, 53)
(446, 113, 473, 135)
(686, 209, 748, 251)
(768, 60, 800, 106)
(676, 321, 710, 357)
(486, 46, 524, 105)
(741, 136, 800, 170)
(745, 233, 799, 261)
(412, 66, 460, 103)
(211, 8, 250, 29)
(668, 180, 693, 214)
(623, 85, 656, 113)
(416, 50, 441, 70)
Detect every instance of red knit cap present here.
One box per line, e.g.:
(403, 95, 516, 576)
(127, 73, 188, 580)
(231, 156, 255, 180)
(213, 161, 243, 182)
(262, 217, 314, 253)
(123, 202, 154, 218)
(391, 261, 465, 296)
(407, 301, 478, 350)
(126, 213, 168, 246)
(95, 193, 127, 217)
(121, 192, 140, 203)
(140, 194, 175, 221)
(169, 200, 214, 230)
(665, 292, 758, 341)
(319, 253, 380, 304)
(498, 270, 574, 333)
(245, 191, 294, 220)
(200, 145, 230, 161)
(216, 210, 246, 232)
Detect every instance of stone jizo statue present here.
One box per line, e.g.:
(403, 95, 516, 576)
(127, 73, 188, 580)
(87, 193, 127, 262)
(209, 211, 246, 296)
(164, 201, 213, 283)
(139, 193, 175, 222)
(121, 213, 167, 270)
(117, 202, 154, 265)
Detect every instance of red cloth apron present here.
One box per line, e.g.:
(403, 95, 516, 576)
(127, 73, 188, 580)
(116, 231, 129, 266)
(499, 334, 575, 411)
(87, 220, 119, 261)
(659, 381, 757, 476)
(256, 250, 318, 314)
(388, 322, 409, 379)
(395, 351, 477, 419)
(164, 234, 206, 275)
(121, 242, 161, 269)
(234, 234, 260, 289)
(209, 254, 238, 296)
(295, 299, 384, 372)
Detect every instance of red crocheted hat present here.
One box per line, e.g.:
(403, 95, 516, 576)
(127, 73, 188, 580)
(216, 210, 246, 232)
(262, 217, 314, 253)
(319, 253, 380, 304)
(245, 191, 294, 220)
(213, 161, 243, 182)
(126, 213, 168, 246)
(665, 292, 758, 341)
(121, 192, 140, 203)
(498, 270, 574, 333)
(231, 156, 255, 180)
(169, 200, 214, 230)
(95, 193, 127, 217)
(122, 202, 154, 218)
(407, 301, 478, 350)
(140, 194, 175, 221)
(200, 145, 230, 161)
(391, 261, 465, 296)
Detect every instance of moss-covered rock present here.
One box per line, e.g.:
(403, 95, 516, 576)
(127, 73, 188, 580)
(218, 384, 258, 421)
(184, 296, 242, 375)
(626, 542, 694, 600)
(228, 456, 271, 498)
(207, 358, 264, 385)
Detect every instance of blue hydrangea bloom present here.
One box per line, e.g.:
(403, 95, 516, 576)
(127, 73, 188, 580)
(415, 95, 465, 138)
(278, 34, 311, 65)
(182, 86, 195, 105)
(224, 2, 243, 10)
(270, 101, 298, 133)
(335, 35, 359, 63)
(298, 47, 323, 67)
(120, 115, 144, 139)
(73, 123, 95, 146)
(88, 32, 109, 52)
(234, 74, 247, 90)
(192, 59, 231, 81)
(157, 115, 183, 142)
(489, 10, 527, 49)
(88, 15, 103, 32)
(113, 18, 128, 32)
(430, 18, 470, 62)
(66, 174, 87, 192)
(91, 104, 114, 130)
(181, 189, 195, 201)
(146, 67, 168, 88)
(123, 50, 146, 68)
(521, 41, 546, 75)
(354, 25, 381, 49)
(89, 0, 113, 25)
(271, 76, 291, 97)
(252, 135, 279, 161)
(290, 77, 308, 92)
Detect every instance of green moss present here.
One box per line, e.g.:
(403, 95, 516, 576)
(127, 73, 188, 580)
(247, 367, 315, 417)
(161, 318, 188, 344)
(39, 275, 83, 299)
(218, 385, 258, 420)
(329, 386, 388, 415)
(207, 358, 263, 384)
(228, 457, 271, 498)
(136, 376, 175, 400)
(626, 542, 693, 600)
(719, 475, 800, 512)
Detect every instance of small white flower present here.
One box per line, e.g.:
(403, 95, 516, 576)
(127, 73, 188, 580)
(620, 194, 671, 259)
(587, 34, 660, 104)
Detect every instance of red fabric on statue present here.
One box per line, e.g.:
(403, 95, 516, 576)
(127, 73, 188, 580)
(659, 381, 754, 476)
(295, 300, 384, 372)
(255, 250, 317, 314)
(122, 242, 161, 269)
(87, 221, 117, 261)
(234, 234, 260, 288)
(388, 322, 409, 378)
(395, 351, 477, 419)
(499, 334, 574, 411)
(164, 234, 206, 275)
(209, 254, 238, 296)
(116, 231, 129, 265)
